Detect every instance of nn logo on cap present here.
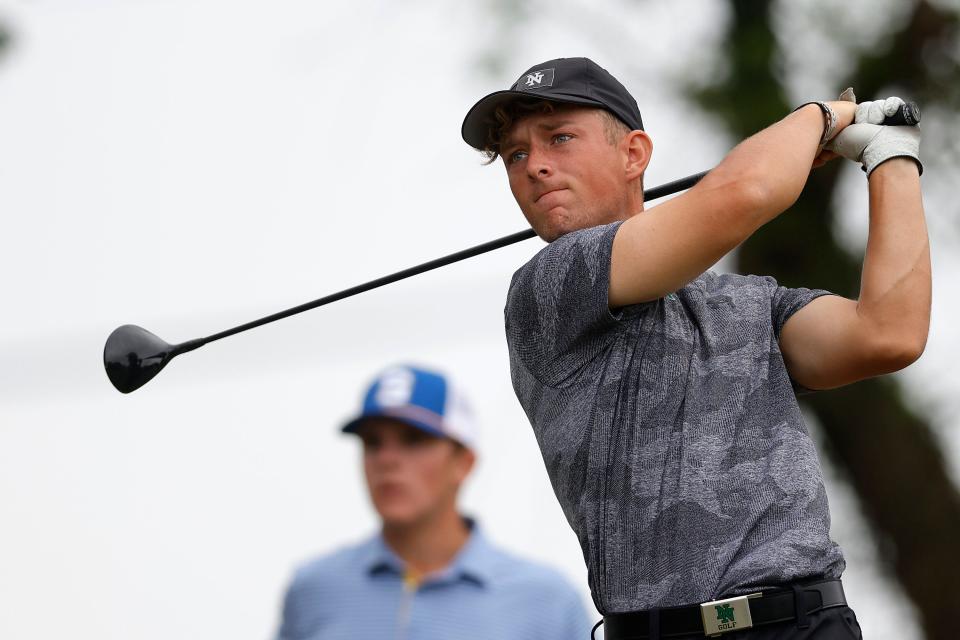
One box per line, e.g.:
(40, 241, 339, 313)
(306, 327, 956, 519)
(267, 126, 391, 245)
(517, 68, 555, 91)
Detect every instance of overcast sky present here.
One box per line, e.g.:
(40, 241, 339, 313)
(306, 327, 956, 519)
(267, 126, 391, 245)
(1, 1, 955, 638)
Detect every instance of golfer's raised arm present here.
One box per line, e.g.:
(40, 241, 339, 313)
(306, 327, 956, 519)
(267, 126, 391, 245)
(608, 101, 856, 308)
(779, 156, 929, 390)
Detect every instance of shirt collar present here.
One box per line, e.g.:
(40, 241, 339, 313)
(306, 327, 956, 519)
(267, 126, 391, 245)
(363, 518, 496, 588)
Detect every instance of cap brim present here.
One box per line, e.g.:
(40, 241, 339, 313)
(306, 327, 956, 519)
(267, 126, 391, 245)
(461, 89, 608, 151)
(342, 412, 449, 442)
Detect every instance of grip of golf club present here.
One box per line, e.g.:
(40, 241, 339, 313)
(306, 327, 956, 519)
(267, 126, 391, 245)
(882, 101, 921, 126)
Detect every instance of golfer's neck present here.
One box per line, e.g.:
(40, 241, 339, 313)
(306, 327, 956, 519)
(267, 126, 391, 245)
(382, 507, 470, 578)
(610, 194, 645, 225)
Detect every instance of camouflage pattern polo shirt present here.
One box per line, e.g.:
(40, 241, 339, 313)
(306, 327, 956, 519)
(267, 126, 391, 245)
(505, 221, 845, 614)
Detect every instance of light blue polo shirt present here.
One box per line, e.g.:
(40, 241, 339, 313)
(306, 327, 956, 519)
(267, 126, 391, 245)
(276, 523, 592, 640)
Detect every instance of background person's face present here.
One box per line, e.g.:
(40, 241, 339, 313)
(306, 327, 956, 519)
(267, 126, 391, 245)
(501, 106, 631, 241)
(358, 418, 473, 528)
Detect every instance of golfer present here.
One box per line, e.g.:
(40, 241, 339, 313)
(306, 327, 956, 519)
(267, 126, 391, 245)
(461, 57, 928, 639)
(275, 364, 592, 640)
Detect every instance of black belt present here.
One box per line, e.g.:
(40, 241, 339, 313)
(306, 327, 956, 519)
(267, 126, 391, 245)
(600, 579, 847, 639)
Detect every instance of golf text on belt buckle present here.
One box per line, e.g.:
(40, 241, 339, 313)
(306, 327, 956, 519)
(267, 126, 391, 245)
(700, 593, 761, 636)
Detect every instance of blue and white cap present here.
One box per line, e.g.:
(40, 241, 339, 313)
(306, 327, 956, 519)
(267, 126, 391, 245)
(341, 365, 478, 450)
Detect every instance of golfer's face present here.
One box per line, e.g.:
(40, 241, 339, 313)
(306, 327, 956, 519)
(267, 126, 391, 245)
(501, 107, 628, 241)
(358, 419, 469, 527)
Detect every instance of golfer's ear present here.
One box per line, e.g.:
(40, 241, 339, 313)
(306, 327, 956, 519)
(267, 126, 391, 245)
(624, 130, 652, 180)
(455, 446, 476, 482)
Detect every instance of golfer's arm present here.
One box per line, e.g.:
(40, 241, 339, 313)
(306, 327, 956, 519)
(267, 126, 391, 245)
(610, 103, 850, 307)
(779, 159, 930, 389)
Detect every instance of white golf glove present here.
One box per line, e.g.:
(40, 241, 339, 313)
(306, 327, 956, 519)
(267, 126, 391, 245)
(855, 96, 907, 125)
(837, 89, 907, 124)
(826, 91, 922, 177)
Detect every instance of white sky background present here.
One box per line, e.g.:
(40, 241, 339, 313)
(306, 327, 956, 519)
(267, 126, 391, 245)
(0, 1, 956, 638)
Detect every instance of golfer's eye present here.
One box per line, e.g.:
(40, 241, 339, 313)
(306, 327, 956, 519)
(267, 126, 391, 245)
(553, 133, 573, 144)
(508, 150, 527, 164)
(402, 430, 434, 447)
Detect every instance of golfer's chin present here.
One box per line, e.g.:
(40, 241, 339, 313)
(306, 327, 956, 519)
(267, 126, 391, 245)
(373, 500, 424, 527)
(527, 206, 587, 243)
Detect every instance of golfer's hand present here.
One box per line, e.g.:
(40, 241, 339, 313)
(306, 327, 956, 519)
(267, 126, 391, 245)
(811, 99, 856, 168)
(826, 123, 922, 176)
(827, 99, 857, 131)
(855, 97, 908, 125)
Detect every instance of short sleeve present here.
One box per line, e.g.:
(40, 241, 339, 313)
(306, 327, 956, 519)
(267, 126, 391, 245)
(275, 573, 302, 640)
(558, 589, 595, 640)
(505, 221, 647, 386)
(769, 280, 835, 339)
(766, 278, 836, 394)
(275, 564, 327, 640)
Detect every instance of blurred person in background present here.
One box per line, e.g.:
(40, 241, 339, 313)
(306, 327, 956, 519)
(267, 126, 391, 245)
(276, 364, 592, 639)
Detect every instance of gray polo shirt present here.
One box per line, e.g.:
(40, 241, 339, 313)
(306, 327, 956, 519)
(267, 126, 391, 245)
(505, 221, 845, 614)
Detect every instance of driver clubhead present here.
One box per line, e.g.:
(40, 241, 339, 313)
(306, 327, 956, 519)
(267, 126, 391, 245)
(103, 324, 176, 394)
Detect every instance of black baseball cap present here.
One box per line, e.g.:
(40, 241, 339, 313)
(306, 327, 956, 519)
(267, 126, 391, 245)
(461, 57, 644, 151)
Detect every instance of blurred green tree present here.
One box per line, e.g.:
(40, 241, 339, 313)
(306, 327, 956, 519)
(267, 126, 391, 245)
(693, 1, 960, 638)
(0, 21, 10, 59)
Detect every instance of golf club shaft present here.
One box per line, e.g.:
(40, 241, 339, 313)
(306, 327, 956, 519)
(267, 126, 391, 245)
(197, 170, 710, 347)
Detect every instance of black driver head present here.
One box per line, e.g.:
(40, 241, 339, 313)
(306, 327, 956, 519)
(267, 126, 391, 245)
(103, 324, 176, 393)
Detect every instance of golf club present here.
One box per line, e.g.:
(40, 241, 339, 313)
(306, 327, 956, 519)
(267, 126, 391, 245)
(104, 96, 922, 395)
(104, 170, 708, 394)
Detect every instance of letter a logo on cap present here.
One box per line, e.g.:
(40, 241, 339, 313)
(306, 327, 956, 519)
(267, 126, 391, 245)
(519, 68, 554, 91)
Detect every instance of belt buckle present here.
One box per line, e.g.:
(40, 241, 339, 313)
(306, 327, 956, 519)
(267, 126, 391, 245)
(699, 593, 760, 637)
